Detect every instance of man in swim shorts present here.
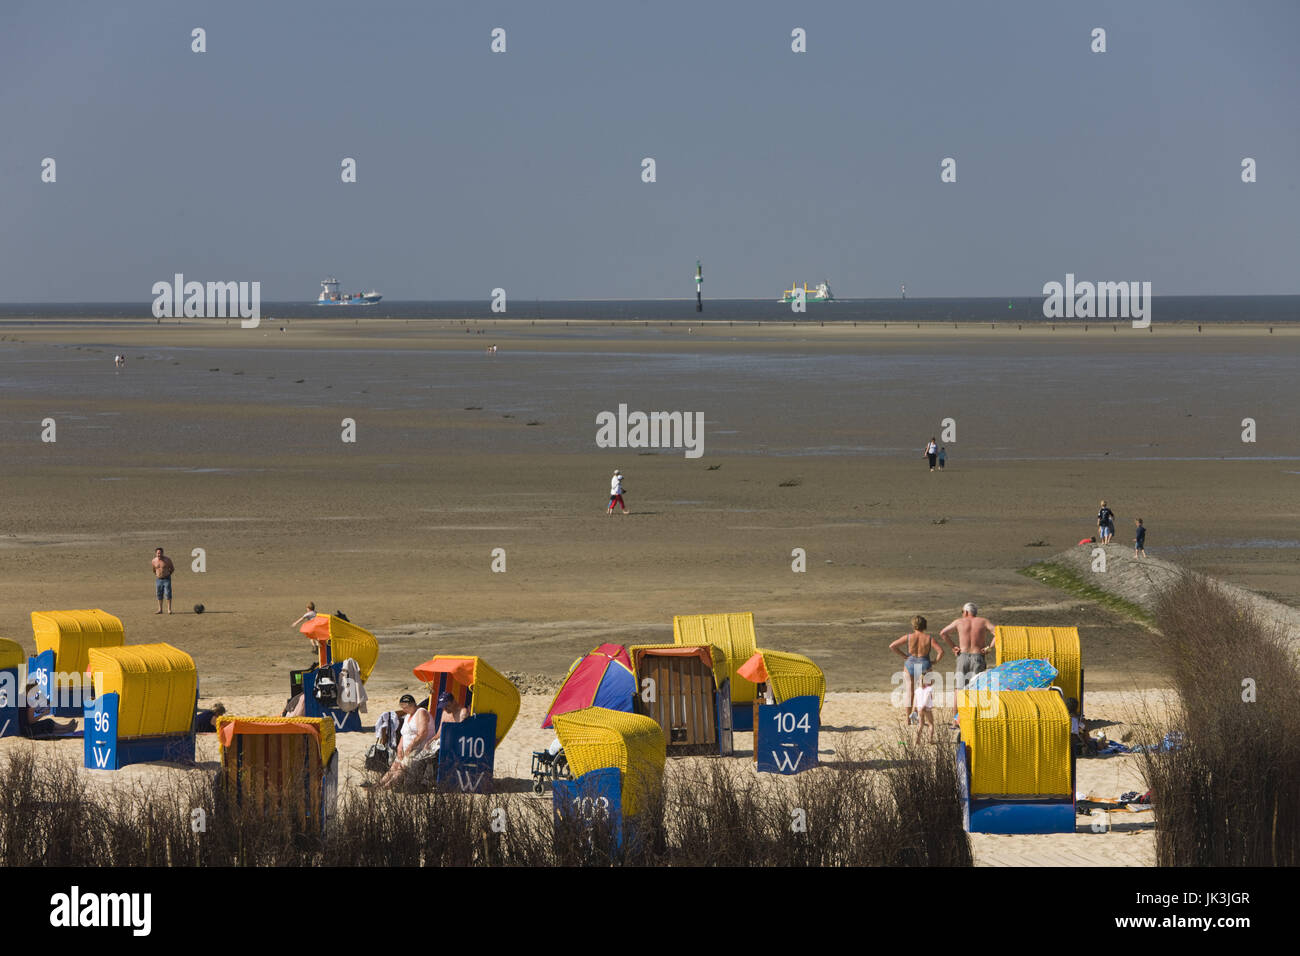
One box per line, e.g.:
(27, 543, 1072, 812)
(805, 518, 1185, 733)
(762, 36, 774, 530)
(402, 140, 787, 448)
(152, 547, 175, 615)
(939, 602, 997, 692)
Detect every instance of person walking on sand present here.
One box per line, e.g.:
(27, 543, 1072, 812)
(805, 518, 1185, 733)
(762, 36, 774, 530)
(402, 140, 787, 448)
(889, 615, 944, 725)
(1097, 500, 1115, 545)
(924, 437, 938, 471)
(937, 446, 947, 470)
(939, 603, 996, 693)
(607, 469, 627, 515)
(1134, 517, 1147, 556)
(152, 547, 175, 614)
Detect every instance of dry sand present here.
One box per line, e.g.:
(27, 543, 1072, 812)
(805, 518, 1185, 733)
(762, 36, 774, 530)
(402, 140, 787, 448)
(0, 689, 1164, 867)
(1, 318, 1295, 865)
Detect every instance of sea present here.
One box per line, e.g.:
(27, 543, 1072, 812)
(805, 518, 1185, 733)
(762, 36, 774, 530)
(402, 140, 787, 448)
(1, 295, 1296, 464)
(0, 296, 1297, 324)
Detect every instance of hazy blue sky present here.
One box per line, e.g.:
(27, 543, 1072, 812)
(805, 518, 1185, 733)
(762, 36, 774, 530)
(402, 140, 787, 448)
(2, 0, 1296, 301)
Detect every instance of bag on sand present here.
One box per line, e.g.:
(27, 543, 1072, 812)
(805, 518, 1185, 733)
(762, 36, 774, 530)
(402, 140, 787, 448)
(364, 743, 395, 772)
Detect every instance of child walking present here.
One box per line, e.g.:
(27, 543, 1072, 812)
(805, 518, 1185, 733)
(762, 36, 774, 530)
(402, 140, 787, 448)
(914, 674, 937, 744)
(1134, 517, 1146, 556)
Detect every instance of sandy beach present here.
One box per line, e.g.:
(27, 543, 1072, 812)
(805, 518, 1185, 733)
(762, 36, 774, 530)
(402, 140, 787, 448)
(1, 317, 1295, 865)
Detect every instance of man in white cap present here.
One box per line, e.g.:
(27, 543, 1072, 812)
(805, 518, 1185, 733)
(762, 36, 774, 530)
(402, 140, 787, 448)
(607, 469, 627, 515)
(940, 602, 997, 691)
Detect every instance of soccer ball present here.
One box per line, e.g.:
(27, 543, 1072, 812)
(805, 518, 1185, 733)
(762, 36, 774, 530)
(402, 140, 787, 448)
(194, 603, 205, 614)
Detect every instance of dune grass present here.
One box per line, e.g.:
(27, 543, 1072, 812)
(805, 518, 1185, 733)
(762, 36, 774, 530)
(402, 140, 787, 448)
(0, 741, 971, 867)
(1134, 571, 1300, 866)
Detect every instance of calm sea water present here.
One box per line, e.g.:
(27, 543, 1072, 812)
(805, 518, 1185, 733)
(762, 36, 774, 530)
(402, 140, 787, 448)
(0, 296, 1297, 324)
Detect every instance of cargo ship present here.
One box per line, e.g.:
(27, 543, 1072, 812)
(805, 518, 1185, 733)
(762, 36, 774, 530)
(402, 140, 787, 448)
(316, 277, 382, 305)
(779, 280, 834, 304)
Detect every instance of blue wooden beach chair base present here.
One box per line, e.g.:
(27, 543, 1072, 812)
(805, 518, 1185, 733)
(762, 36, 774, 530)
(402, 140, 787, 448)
(301, 663, 363, 732)
(84, 692, 196, 771)
(956, 738, 1075, 834)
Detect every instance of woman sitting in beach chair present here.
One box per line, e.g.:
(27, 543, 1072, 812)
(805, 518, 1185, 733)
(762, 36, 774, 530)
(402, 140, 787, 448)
(376, 694, 433, 789)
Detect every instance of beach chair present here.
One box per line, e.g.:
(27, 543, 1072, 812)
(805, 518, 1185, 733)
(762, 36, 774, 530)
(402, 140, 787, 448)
(296, 613, 380, 732)
(551, 707, 666, 852)
(994, 626, 1084, 714)
(628, 642, 733, 755)
(217, 716, 338, 831)
(30, 609, 124, 717)
(410, 656, 520, 793)
(551, 707, 666, 817)
(83, 643, 198, 770)
(0, 639, 25, 738)
(954, 688, 1075, 833)
(740, 650, 824, 775)
(672, 611, 759, 729)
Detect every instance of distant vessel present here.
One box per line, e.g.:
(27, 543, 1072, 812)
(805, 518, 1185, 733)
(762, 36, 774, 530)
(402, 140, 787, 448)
(780, 280, 834, 304)
(316, 277, 382, 305)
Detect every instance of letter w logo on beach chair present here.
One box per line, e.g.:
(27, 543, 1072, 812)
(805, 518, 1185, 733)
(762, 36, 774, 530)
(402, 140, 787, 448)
(435, 713, 497, 793)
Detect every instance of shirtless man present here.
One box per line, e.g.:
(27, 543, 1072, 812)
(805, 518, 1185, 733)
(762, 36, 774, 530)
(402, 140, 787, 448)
(939, 602, 996, 692)
(151, 547, 175, 615)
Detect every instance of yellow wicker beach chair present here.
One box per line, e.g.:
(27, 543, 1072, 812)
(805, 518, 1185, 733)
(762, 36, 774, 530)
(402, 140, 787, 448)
(86, 643, 197, 738)
(413, 655, 520, 744)
(0, 638, 25, 671)
(31, 609, 125, 674)
(300, 613, 380, 682)
(956, 689, 1071, 797)
(740, 648, 826, 708)
(994, 626, 1082, 709)
(552, 707, 667, 816)
(672, 612, 759, 703)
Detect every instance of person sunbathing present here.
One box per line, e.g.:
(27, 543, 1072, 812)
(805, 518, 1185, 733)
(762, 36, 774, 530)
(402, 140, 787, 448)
(24, 682, 76, 737)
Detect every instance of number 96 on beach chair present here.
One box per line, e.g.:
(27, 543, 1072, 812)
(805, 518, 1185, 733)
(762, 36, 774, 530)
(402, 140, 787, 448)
(82, 644, 198, 770)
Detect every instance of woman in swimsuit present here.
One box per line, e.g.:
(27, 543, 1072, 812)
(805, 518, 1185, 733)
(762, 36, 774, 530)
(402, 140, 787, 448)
(889, 615, 944, 725)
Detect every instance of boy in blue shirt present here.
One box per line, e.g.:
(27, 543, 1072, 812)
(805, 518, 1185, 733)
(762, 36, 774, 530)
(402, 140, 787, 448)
(1134, 518, 1146, 556)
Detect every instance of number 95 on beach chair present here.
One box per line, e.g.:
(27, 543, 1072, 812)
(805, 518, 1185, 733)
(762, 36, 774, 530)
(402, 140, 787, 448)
(30, 609, 125, 718)
(83, 644, 198, 770)
(955, 689, 1074, 834)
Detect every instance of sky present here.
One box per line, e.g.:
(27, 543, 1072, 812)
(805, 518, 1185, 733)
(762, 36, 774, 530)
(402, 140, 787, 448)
(2, 0, 1297, 301)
